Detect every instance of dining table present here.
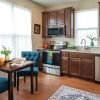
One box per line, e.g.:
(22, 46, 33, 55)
(0, 60, 35, 100)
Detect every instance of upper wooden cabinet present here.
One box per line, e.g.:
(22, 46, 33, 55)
(42, 7, 74, 38)
(56, 9, 65, 25)
(48, 11, 56, 25)
(42, 12, 49, 38)
(65, 7, 74, 38)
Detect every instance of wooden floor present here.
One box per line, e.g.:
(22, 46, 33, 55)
(0, 72, 100, 100)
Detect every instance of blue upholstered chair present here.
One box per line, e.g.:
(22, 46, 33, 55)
(0, 77, 8, 93)
(17, 51, 40, 94)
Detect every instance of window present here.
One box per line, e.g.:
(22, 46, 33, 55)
(0, 1, 32, 58)
(75, 9, 98, 46)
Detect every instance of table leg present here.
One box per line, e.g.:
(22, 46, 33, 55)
(8, 72, 13, 100)
(14, 72, 16, 87)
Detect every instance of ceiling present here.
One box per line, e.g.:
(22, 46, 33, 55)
(32, 0, 80, 7)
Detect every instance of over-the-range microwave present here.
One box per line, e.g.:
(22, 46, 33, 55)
(47, 25, 65, 37)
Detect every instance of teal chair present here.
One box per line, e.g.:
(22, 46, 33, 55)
(17, 51, 40, 94)
(0, 77, 8, 93)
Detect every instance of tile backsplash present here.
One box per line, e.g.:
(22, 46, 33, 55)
(43, 36, 75, 45)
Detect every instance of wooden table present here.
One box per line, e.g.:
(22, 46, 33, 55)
(0, 61, 34, 100)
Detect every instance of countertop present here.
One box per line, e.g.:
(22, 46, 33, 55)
(37, 47, 100, 55)
(61, 48, 100, 55)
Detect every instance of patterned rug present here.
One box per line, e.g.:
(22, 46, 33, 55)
(48, 85, 100, 100)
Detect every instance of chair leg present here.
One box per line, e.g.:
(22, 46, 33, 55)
(30, 75, 34, 94)
(24, 76, 26, 83)
(17, 75, 19, 91)
(35, 76, 38, 91)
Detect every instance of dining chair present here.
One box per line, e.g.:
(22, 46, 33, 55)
(16, 51, 40, 94)
(0, 77, 8, 93)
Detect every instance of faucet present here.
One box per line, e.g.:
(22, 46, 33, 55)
(81, 39, 86, 48)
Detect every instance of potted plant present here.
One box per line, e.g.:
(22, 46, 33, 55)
(0, 45, 11, 61)
(87, 35, 97, 46)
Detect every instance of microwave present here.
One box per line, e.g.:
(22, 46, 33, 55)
(47, 25, 65, 36)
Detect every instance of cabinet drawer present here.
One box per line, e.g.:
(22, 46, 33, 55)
(70, 52, 81, 58)
(81, 53, 94, 59)
(62, 51, 69, 57)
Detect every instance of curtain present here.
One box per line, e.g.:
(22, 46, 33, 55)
(0, 1, 32, 58)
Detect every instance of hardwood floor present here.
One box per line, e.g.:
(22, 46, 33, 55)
(0, 72, 100, 100)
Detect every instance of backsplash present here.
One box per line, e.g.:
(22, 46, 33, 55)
(43, 36, 75, 46)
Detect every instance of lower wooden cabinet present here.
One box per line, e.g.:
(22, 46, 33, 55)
(81, 54, 95, 80)
(61, 51, 95, 80)
(70, 58, 81, 77)
(61, 52, 69, 75)
(61, 57, 69, 75)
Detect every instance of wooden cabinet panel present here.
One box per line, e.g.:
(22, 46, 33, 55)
(61, 51, 69, 75)
(81, 54, 95, 80)
(65, 7, 74, 38)
(56, 9, 65, 25)
(42, 12, 49, 38)
(61, 57, 69, 75)
(48, 11, 56, 25)
(70, 58, 81, 77)
(61, 52, 95, 81)
(81, 53, 94, 59)
(70, 52, 81, 58)
(62, 51, 69, 57)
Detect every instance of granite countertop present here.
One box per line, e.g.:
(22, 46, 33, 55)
(61, 48, 100, 55)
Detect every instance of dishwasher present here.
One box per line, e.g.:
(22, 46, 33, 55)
(95, 55, 100, 82)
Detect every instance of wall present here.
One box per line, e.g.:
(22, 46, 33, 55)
(44, 0, 100, 46)
(3, 0, 45, 50)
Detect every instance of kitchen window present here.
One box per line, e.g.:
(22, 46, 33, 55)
(75, 9, 98, 46)
(0, 1, 32, 58)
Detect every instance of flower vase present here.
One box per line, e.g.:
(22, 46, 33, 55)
(90, 40, 94, 47)
(5, 55, 10, 61)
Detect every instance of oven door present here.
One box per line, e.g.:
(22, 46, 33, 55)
(42, 51, 61, 66)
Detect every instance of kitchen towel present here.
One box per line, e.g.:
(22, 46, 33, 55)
(47, 52, 53, 64)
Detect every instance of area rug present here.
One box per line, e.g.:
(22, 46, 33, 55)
(48, 85, 100, 100)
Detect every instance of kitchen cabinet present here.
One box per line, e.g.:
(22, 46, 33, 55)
(70, 53, 81, 77)
(81, 54, 95, 80)
(42, 7, 74, 38)
(61, 52, 69, 75)
(56, 9, 65, 25)
(65, 7, 74, 38)
(48, 11, 56, 25)
(42, 12, 49, 38)
(61, 51, 95, 80)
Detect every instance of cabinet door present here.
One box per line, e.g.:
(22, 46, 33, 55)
(61, 57, 69, 75)
(48, 11, 56, 25)
(81, 54, 95, 80)
(42, 12, 49, 38)
(70, 58, 81, 77)
(56, 9, 65, 25)
(65, 7, 74, 38)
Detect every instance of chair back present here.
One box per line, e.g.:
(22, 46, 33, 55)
(21, 51, 40, 67)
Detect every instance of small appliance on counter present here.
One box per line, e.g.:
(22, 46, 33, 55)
(49, 41, 68, 50)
